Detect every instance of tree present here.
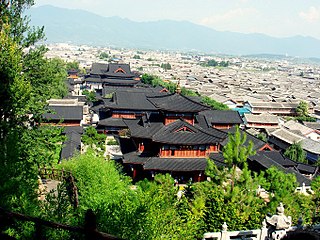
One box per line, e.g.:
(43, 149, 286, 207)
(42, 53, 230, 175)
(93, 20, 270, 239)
(284, 142, 307, 163)
(296, 101, 309, 117)
(161, 62, 172, 71)
(201, 96, 229, 110)
(223, 126, 256, 169)
(0, 0, 68, 232)
(82, 89, 97, 102)
(66, 60, 79, 71)
(99, 52, 109, 59)
(82, 126, 106, 151)
(223, 126, 256, 191)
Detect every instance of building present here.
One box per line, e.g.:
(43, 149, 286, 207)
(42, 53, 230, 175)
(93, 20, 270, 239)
(199, 110, 243, 130)
(244, 113, 279, 129)
(119, 93, 227, 182)
(43, 99, 84, 126)
(84, 63, 140, 90)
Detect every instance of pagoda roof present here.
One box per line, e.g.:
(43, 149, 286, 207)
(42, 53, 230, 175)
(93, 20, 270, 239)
(200, 110, 243, 124)
(152, 119, 226, 145)
(105, 63, 135, 78)
(98, 118, 127, 128)
(103, 91, 159, 111)
(147, 93, 210, 113)
(103, 78, 139, 86)
(124, 114, 164, 139)
(144, 157, 207, 172)
(43, 105, 83, 121)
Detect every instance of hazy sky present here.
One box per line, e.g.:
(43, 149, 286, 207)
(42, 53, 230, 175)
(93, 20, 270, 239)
(34, 0, 320, 39)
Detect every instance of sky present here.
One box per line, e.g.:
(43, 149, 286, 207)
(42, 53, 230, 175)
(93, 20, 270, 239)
(34, 0, 320, 40)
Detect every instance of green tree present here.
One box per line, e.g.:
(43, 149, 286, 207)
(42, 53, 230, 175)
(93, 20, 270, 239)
(284, 142, 307, 163)
(0, 2, 67, 236)
(82, 89, 97, 102)
(133, 54, 141, 59)
(161, 62, 172, 71)
(207, 59, 218, 67)
(223, 126, 256, 191)
(201, 96, 229, 110)
(82, 126, 107, 151)
(296, 101, 309, 117)
(99, 52, 109, 59)
(66, 60, 79, 71)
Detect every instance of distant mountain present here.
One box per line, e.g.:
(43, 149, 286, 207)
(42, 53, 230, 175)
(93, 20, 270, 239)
(28, 5, 320, 58)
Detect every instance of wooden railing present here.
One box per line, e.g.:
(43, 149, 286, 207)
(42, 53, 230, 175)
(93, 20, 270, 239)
(0, 207, 123, 240)
(38, 167, 79, 208)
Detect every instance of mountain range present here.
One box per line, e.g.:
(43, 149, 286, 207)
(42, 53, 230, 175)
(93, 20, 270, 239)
(28, 5, 320, 58)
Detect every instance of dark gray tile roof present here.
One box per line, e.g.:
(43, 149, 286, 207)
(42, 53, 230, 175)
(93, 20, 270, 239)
(248, 152, 311, 186)
(122, 151, 152, 164)
(152, 119, 225, 145)
(147, 93, 209, 113)
(296, 163, 318, 174)
(103, 78, 139, 86)
(90, 63, 108, 75)
(105, 63, 135, 78)
(98, 118, 127, 128)
(222, 128, 269, 151)
(84, 76, 103, 83)
(261, 151, 297, 167)
(104, 91, 158, 111)
(124, 117, 164, 139)
(43, 106, 83, 121)
(143, 157, 207, 171)
(62, 126, 83, 134)
(200, 110, 243, 124)
(60, 131, 81, 160)
(209, 152, 227, 167)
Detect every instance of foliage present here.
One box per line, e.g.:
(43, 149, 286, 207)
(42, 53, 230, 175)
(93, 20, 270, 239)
(284, 142, 307, 164)
(82, 126, 106, 151)
(161, 62, 172, 70)
(201, 59, 229, 68)
(82, 89, 97, 102)
(133, 54, 141, 59)
(223, 126, 256, 169)
(99, 52, 109, 59)
(311, 176, 320, 223)
(296, 101, 309, 117)
(106, 139, 119, 145)
(262, 166, 314, 224)
(66, 61, 79, 71)
(201, 96, 229, 110)
(257, 132, 267, 142)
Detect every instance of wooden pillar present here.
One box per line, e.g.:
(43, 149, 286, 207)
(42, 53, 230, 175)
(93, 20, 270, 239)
(132, 167, 137, 179)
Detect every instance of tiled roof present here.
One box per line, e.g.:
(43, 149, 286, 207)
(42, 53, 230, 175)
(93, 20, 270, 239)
(283, 120, 314, 136)
(147, 93, 209, 113)
(244, 113, 279, 124)
(223, 128, 269, 151)
(143, 157, 207, 171)
(200, 110, 243, 124)
(152, 119, 225, 145)
(270, 128, 304, 145)
(248, 152, 311, 186)
(124, 116, 164, 139)
(98, 118, 127, 128)
(43, 105, 83, 121)
(60, 131, 81, 160)
(104, 91, 158, 111)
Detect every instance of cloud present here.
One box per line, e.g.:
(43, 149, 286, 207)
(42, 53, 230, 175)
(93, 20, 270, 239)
(200, 8, 258, 26)
(299, 6, 320, 23)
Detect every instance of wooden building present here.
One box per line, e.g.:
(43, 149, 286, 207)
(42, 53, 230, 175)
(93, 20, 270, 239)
(84, 63, 140, 90)
(120, 93, 228, 183)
